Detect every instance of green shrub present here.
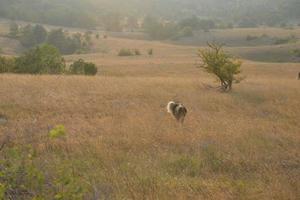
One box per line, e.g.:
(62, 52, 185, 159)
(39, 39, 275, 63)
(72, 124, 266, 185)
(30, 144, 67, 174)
(198, 43, 242, 91)
(118, 49, 134, 56)
(0, 146, 45, 199)
(0, 56, 15, 73)
(148, 49, 153, 56)
(292, 49, 300, 57)
(69, 59, 98, 76)
(83, 62, 98, 75)
(274, 35, 297, 45)
(49, 125, 66, 139)
(246, 35, 259, 41)
(15, 44, 65, 74)
(134, 49, 141, 55)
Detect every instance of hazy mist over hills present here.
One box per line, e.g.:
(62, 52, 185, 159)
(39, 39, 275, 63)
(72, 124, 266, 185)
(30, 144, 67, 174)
(0, 0, 299, 28)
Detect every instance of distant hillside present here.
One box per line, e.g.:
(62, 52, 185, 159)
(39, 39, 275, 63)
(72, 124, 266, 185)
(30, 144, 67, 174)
(0, 0, 299, 28)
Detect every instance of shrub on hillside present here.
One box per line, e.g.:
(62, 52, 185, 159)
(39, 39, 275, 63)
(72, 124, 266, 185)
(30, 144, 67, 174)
(15, 24, 93, 54)
(0, 56, 15, 73)
(118, 49, 134, 56)
(20, 24, 47, 48)
(246, 35, 259, 41)
(15, 44, 65, 74)
(292, 49, 300, 57)
(274, 35, 297, 45)
(134, 49, 141, 55)
(49, 125, 66, 139)
(69, 59, 98, 75)
(198, 43, 243, 92)
(148, 49, 153, 56)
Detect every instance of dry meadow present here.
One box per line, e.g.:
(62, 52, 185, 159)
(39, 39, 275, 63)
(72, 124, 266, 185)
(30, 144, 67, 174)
(0, 25, 300, 199)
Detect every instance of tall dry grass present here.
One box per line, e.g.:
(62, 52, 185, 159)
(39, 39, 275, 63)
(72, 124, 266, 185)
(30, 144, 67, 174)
(0, 59, 299, 199)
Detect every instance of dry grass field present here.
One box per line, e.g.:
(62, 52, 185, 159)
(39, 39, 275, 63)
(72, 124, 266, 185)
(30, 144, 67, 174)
(0, 21, 300, 199)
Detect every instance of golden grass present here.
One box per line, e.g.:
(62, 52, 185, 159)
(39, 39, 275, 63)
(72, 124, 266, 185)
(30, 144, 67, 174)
(0, 57, 299, 199)
(0, 19, 299, 198)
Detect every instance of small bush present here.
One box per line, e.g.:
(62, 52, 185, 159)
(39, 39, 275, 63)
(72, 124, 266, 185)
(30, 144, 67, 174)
(49, 125, 66, 139)
(84, 63, 98, 75)
(246, 35, 259, 41)
(118, 49, 134, 56)
(134, 49, 141, 55)
(148, 49, 153, 56)
(292, 49, 300, 57)
(69, 59, 98, 75)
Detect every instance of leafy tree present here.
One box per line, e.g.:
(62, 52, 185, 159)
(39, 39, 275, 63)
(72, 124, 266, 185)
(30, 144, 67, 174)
(15, 44, 65, 74)
(20, 25, 36, 48)
(143, 16, 179, 40)
(47, 29, 90, 54)
(32, 25, 47, 44)
(19, 25, 47, 48)
(198, 43, 242, 91)
(47, 29, 67, 52)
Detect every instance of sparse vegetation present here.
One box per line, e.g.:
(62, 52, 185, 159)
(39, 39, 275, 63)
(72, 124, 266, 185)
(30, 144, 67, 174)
(292, 49, 300, 57)
(198, 43, 242, 91)
(69, 59, 98, 76)
(148, 48, 153, 56)
(49, 125, 66, 139)
(0, 1, 299, 199)
(246, 35, 259, 41)
(118, 48, 134, 56)
(0, 56, 15, 73)
(134, 49, 141, 56)
(273, 35, 297, 45)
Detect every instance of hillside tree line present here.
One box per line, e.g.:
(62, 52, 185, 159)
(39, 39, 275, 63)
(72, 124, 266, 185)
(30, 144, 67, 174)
(8, 23, 93, 54)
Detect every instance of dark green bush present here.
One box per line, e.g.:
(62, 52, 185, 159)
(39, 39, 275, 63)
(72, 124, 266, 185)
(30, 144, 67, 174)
(69, 59, 98, 75)
(84, 62, 98, 75)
